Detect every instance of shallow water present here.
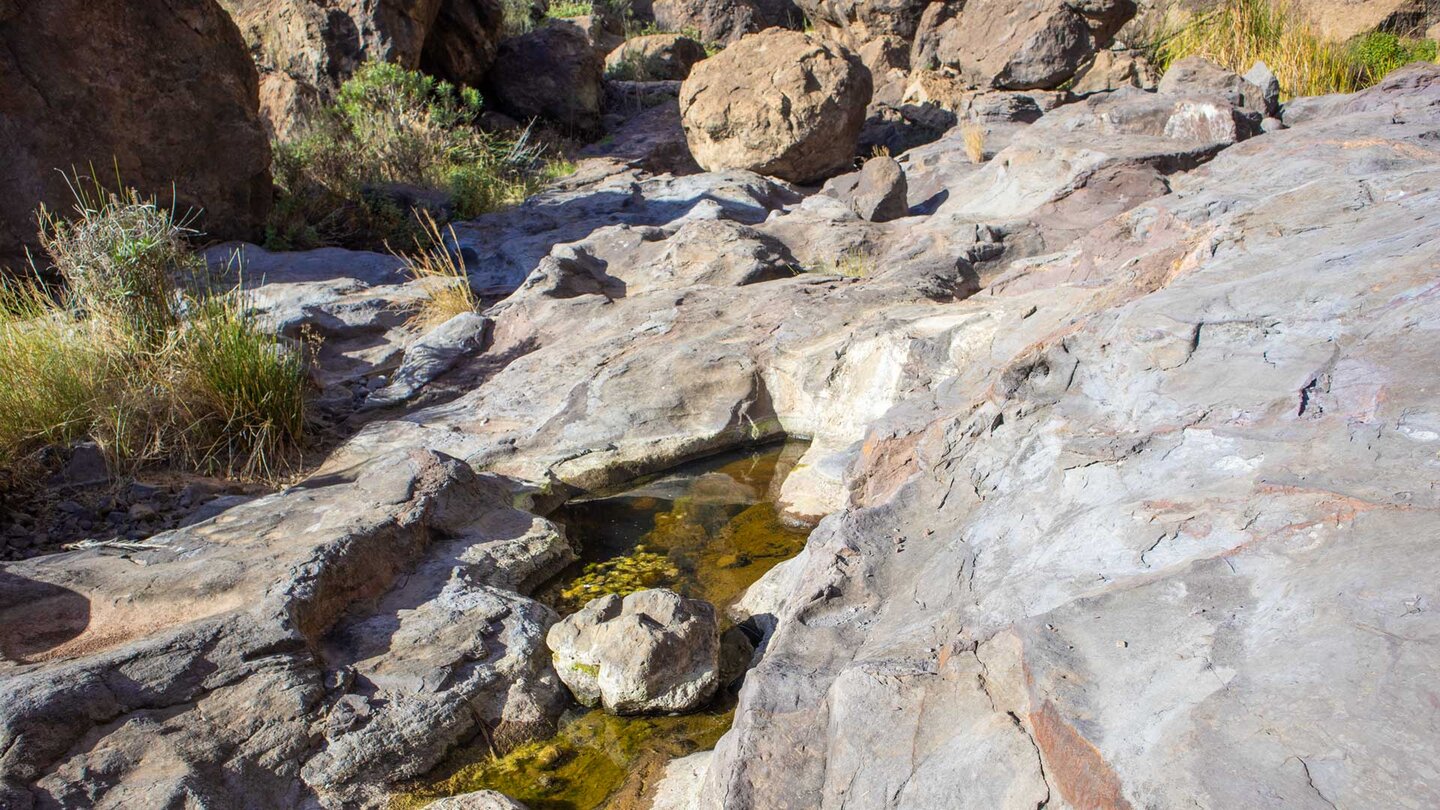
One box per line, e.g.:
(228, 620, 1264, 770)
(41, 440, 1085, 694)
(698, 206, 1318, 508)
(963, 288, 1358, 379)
(393, 442, 812, 810)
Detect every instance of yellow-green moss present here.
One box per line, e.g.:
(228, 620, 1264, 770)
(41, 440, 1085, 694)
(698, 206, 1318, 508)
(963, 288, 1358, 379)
(557, 550, 681, 612)
(390, 700, 735, 810)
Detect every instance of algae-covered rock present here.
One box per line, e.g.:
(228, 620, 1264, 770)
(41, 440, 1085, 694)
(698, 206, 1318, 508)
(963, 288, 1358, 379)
(547, 589, 721, 715)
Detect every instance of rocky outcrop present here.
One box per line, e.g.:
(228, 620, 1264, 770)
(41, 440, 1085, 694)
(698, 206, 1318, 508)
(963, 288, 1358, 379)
(548, 589, 721, 714)
(7, 17, 1440, 810)
(680, 29, 873, 183)
(0, 451, 572, 807)
(1158, 55, 1275, 120)
(606, 33, 708, 81)
(652, 0, 801, 45)
(1071, 47, 1160, 94)
(217, 0, 504, 136)
(485, 20, 605, 134)
(912, 0, 1137, 89)
(698, 63, 1440, 810)
(796, 0, 931, 52)
(0, 0, 271, 271)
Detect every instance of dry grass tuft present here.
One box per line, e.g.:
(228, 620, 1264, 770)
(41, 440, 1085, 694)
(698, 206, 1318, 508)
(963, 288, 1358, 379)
(962, 124, 987, 164)
(394, 213, 479, 331)
(1152, 0, 1438, 99)
(806, 246, 877, 279)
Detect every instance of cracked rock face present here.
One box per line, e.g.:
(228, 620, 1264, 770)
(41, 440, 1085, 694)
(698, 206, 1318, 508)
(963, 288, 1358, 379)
(693, 63, 1440, 809)
(548, 589, 721, 714)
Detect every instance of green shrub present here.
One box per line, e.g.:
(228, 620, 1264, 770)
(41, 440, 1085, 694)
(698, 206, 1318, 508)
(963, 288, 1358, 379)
(4, 180, 309, 479)
(1348, 31, 1437, 82)
(37, 178, 199, 346)
(268, 62, 568, 251)
(1154, 0, 1439, 98)
(547, 0, 593, 17)
(499, 0, 546, 35)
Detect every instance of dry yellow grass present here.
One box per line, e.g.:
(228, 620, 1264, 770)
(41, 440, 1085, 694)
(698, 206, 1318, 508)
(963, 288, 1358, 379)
(962, 124, 987, 164)
(395, 212, 479, 331)
(1150, 0, 1434, 98)
(806, 246, 876, 279)
(2, 180, 309, 479)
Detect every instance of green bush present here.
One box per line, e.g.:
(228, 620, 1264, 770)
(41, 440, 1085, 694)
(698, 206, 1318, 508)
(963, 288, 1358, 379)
(4, 180, 309, 479)
(37, 178, 198, 346)
(1348, 31, 1438, 83)
(268, 62, 569, 251)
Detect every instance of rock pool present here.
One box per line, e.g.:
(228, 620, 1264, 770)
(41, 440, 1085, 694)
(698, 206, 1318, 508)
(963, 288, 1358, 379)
(393, 441, 813, 809)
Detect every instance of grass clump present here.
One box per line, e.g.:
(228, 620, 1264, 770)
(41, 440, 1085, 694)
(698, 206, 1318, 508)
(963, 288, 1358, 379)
(37, 179, 198, 346)
(268, 62, 570, 252)
(1348, 31, 1437, 80)
(393, 213, 479, 331)
(806, 246, 877, 279)
(499, 0, 546, 35)
(1, 179, 309, 479)
(1153, 0, 1438, 98)
(962, 124, 987, 164)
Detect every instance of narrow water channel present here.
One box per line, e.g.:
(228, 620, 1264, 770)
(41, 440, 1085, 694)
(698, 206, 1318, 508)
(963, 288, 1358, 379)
(394, 441, 813, 810)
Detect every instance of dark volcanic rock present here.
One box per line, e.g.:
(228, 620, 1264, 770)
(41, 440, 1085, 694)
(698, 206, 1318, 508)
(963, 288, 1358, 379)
(486, 21, 605, 134)
(0, 0, 271, 271)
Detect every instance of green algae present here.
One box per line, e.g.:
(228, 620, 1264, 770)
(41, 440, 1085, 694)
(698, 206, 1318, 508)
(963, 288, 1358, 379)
(556, 548, 681, 613)
(392, 698, 736, 810)
(393, 442, 810, 810)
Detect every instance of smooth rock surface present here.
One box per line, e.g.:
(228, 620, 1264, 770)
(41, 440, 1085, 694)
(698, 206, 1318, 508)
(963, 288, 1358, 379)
(699, 62, 1440, 810)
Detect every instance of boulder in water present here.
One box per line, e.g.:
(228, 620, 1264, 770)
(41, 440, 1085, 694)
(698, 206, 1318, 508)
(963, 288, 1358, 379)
(547, 588, 721, 714)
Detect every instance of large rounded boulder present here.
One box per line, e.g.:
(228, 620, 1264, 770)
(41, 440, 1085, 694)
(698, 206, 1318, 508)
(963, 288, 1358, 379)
(0, 0, 271, 270)
(680, 29, 873, 184)
(547, 589, 721, 715)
